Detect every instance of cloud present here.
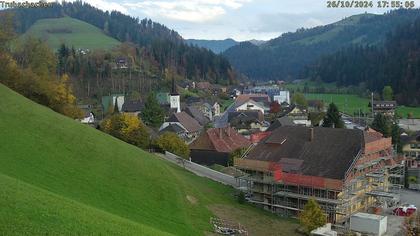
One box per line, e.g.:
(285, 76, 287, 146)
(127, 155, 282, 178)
(124, 0, 251, 23)
(84, 0, 128, 14)
(250, 11, 351, 34)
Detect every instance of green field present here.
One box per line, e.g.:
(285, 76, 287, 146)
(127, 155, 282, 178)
(396, 106, 420, 119)
(0, 83, 298, 235)
(18, 17, 120, 50)
(304, 93, 420, 118)
(305, 93, 370, 115)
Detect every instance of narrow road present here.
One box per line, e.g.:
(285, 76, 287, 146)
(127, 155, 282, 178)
(158, 152, 244, 188)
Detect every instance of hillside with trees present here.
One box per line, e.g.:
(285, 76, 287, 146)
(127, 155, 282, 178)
(6, 1, 237, 100)
(223, 9, 420, 81)
(304, 16, 420, 106)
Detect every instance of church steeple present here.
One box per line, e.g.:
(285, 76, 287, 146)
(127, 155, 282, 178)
(170, 77, 180, 113)
(171, 77, 178, 95)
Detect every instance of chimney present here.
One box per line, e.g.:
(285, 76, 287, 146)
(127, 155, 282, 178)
(219, 128, 222, 139)
(309, 128, 314, 142)
(227, 126, 231, 137)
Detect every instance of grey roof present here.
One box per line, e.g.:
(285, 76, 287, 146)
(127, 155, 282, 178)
(122, 100, 144, 112)
(267, 116, 295, 131)
(228, 111, 263, 123)
(167, 112, 202, 133)
(159, 123, 186, 134)
(185, 106, 210, 126)
(245, 126, 364, 180)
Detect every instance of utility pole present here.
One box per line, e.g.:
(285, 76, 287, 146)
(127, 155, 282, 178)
(371, 92, 374, 118)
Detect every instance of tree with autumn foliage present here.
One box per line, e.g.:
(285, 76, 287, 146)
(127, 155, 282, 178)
(0, 17, 82, 119)
(101, 113, 149, 149)
(155, 132, 190, 159)
(270, 101, 281, 114)
(299, 198, 327, 234)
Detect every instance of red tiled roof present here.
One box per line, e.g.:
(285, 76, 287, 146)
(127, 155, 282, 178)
(189, 127, 251, 153)
(364, 128, 384, 143)
(236, 94, 270, 104)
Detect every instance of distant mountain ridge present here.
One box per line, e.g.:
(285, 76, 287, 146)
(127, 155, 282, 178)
(223, 9, 420, 81)
(185, 38, 238, 53)
(185, 38, 267, 53)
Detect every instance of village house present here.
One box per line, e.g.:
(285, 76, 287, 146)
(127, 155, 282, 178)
(77, 104, 96, 124)
(185, 106, 210, 126)
(189, 127, 252, 166)
(114, 57, 129, 69)
(159, 123, 188, 140)
(196, 81, 212, 90)
(266, 116, 296, 131)
(236, 94, 270, 108)
(401, 131, 420, 190)
(273, 90, 290, 105)
(213, 102, 221, 117)
(286, 105, 310, 127)
(228, 110, 268, 135)
(234, 99, 267, 114)
(371, 101, 397, 117)
(235, 127, 403, 223)
(159, 112, 202, 141)
(121, 100, 144, 116)
(307, 99, 325, 112)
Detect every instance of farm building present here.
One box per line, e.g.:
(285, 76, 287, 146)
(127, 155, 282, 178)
(235, 126, 403, 223)
(189, 127, 251, 166)
(371, 101, 397, 117)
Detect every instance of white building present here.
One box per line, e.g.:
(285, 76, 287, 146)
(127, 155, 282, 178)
(273, 90, 290, 105)
(235, 99, 266, 114)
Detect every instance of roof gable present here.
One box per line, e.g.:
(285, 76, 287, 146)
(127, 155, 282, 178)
(190, 127, 251, 153)
(167, 112, 202, 133)
(245, 126, 363, 180)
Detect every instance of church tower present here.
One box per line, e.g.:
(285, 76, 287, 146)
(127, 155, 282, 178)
(170, 77, 180, 113)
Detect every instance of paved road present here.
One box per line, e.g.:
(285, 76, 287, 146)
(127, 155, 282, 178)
(159, 151, 244, 188)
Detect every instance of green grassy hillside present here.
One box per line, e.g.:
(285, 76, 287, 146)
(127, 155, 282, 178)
(18, 16, 120, 50)
(0, 83, 298, 235)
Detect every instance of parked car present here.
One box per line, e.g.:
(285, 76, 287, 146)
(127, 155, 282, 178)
(393, 204, 417, 216)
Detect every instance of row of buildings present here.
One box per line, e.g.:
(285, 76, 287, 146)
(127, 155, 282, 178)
(79, 82, 415, 226)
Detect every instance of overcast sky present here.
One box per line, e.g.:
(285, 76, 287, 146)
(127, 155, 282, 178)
(6, 0, 420, 41)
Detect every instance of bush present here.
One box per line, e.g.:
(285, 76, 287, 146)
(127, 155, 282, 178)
(299, 198, 327, 234)
(237, 191, 245, 204)
(155, 132, 190, 159)
(101, 113, 150, 149)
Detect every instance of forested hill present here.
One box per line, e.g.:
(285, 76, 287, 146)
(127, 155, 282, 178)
(304, 16, 420, 106)
(223, 9, 420, 81)
(7, 2, 236, 85)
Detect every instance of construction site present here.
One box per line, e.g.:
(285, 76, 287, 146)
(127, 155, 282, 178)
(235, 126, 405, 224)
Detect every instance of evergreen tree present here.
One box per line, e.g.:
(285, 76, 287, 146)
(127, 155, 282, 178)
(299, 198, 327, 234)
(113, 97, 119, 114)
(371, 113, 392, 137)
(391, 123, 402, 153)
(322, 103, 344, 128)
(141, 92, 164, 127)
(382, 86, 393, 100)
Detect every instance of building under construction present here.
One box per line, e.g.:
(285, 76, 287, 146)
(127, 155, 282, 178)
(235, 126, 404, 223)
